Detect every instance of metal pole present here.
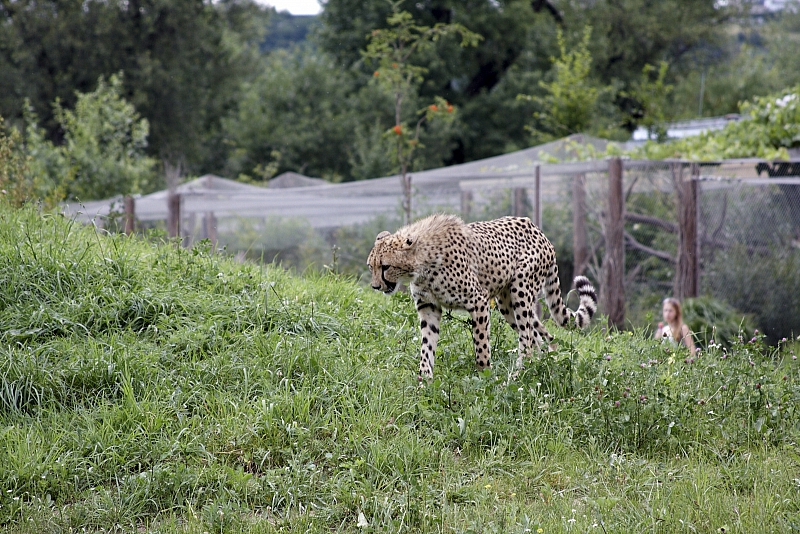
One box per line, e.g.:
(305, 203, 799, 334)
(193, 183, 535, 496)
(534, 165, 543, 320)
(534, 165, 542, 228)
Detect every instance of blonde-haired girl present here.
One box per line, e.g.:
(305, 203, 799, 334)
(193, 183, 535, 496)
(655, 297, 696, 356)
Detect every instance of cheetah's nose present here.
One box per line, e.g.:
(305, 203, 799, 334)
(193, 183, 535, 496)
(371, 284, 381, 291)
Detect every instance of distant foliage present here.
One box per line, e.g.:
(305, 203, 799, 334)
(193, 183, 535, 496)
(518, 27, 611, 143)
(0, 0, 267, 173)
(0, 116, 32, 206)
(222, 49, 358, 182)
(682, 296, 758, 349)
(260, 10, 319, 52)
(23, 74, 157, 202)
(636, 86, 800, 160)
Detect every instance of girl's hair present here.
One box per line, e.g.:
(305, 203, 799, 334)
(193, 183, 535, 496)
(663, 298, 683, 342)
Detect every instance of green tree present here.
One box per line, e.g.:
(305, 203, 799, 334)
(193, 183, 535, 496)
(636, 85, 800, 160)
(363, 2, 480, 223)
(0, 0, 267, 172)
(221, 49, 361, 182)
(519, 27, 611, 142)
(319, 0, 726, 163)
(319, 0, 558, 162)
(563, 0, 724, 85)
(23, 75, 156, 201)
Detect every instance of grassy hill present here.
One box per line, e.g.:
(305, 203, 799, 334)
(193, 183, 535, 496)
(1, 203, 799, 533)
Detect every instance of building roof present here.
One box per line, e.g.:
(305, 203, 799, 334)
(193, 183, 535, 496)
(269, 172, 328, 188)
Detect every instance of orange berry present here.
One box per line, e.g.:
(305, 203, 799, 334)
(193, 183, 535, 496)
(393, 124, 402, 135)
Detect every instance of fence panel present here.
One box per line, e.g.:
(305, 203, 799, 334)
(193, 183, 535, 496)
(67, 159, 800, 340)
(699, 177, 800, 343)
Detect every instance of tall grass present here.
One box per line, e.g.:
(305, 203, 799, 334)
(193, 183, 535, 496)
(1, 203, 799, 533)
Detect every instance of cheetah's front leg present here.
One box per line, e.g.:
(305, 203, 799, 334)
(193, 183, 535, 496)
(416, 302, 442, 379)
(469, 296, 491, 371)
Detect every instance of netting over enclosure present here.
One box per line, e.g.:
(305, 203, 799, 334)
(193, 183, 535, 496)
(64, 144, 800, 342)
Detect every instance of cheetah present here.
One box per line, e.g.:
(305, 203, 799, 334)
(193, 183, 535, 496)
(367, 214, 597, 378)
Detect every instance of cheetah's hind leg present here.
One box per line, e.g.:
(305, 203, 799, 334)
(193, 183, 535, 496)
(498, 285, 546, 371)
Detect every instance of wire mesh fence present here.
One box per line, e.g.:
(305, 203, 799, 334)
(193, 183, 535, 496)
(66, 155, 800, 342)
(699, 176, 800, 343)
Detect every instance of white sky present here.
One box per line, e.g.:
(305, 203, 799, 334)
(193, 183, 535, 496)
(261, 0, 321, 15)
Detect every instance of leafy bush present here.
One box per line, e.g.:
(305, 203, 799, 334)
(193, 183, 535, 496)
(682, 296, 758, 349)
(22, 74, 157, 203)
(703, 246, 800, 344)
(634, 85, 800, 160)
(0, 116, 32, 206)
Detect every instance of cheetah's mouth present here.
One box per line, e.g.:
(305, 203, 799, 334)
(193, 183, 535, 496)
(381, 282, 397, 294)
(380, 266, 397, 293)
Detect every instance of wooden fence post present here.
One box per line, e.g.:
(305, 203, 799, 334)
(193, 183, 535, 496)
(402, 174, 412, 226)
(534, 165, 542, 319)
(204, 211, 217, 249)
(572, 173, 588, 277)
(533, 165, 542, 228)
(673, 162, 699, 299)
(603, 158, 625, 328)
(461, 190, 473, 219)
(167, 192, 181, 239)
(512, 188, 527, 217)
(124, 196, 135, 235)
(164, 159, 182, 242)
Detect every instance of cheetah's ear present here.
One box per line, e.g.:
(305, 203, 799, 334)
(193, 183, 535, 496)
(375, 231, 391, 242)
(402, 237, 414, 249)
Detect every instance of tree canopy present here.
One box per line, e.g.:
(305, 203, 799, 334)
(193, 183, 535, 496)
(2, 0, 799, 188)
(635, 86, 800, 161)
(0, 0, 266, 173)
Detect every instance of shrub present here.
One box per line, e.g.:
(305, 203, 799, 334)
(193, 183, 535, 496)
(682, 296, 758, 349)
(0, 116, 33, 206)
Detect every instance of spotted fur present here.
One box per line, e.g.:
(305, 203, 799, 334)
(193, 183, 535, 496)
(367, 214, 597, 378)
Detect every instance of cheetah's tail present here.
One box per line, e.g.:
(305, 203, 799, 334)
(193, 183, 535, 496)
(543, 265, 597, 329)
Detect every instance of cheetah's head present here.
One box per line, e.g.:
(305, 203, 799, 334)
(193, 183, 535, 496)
(367, 230, 416, 294)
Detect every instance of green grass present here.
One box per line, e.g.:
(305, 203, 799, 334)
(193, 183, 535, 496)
(1, 203, 799, 533)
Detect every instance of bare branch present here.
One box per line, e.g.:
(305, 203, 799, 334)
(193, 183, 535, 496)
(531, 0, 564, 23)
(625, 212, 677, 233)
(624, 175, 639, 202)
(624, 230, 675, 263)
